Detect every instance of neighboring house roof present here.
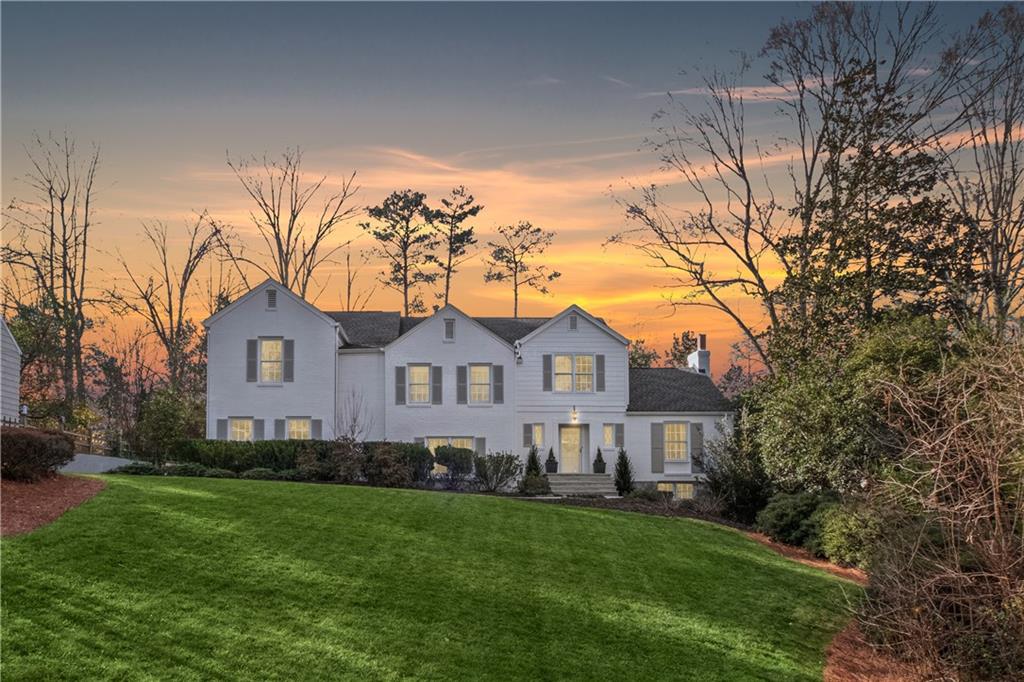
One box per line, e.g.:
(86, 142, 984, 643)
(323, 311, 553, 347)
(0, 318, 22, 356)
(627, 367, 731, 413)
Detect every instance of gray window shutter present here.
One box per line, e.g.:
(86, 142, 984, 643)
(615, 423, 625, 449)
(523, 423, 533, 447)
(542, 354, 552, 391)
(690, 422, 704, 470)
(474, 437, 486, 456)
(651, 423, 665, 474)
(432, 365, 443, 405)
(253, 419, 265, 441)
(312, 419, 322, 439)
(283, 339, 295, 382)
(456, 366, 467, 404)
(596, 354, 606, 392)
(395, 366, 406, 405)
(493, 365, 504, 404)
(274, 419, 285, 439)
(246, 340, 258, 382)
(216, 419, 228, 440)
(414, 437, 425, 446)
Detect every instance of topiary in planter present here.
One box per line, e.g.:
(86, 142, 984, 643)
(545, 447, 558, 474)
(593, 448, 606, 474)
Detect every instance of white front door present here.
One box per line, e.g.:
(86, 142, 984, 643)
(560, 425, 582, 473)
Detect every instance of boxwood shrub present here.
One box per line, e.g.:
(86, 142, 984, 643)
(170, 439, 334, 473)
(0, 426, 75, 482)
(755, 491, 837, 552)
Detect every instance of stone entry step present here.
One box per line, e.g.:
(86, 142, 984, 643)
(547, 473, 617, 496)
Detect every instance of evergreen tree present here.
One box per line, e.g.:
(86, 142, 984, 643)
(614, 448, 635, 496)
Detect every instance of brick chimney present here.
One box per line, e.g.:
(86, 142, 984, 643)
(687, 333, 711, 376)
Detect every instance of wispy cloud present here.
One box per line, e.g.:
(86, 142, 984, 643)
(526, 75, 563, 86)
(636, 82, 805, 102)
(602, 75, 631, 87)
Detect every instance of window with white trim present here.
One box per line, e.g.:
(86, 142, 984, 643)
(287, 417, 311, 440)
(469, 364, 491, 403)
(574, 355, 593, 392)
(444, 318, 455, 341)
(408, 364, 430, 403)
(554, 354, 573, 392)
(553, 353, 594, 393)
(229, 418, 253, 442)
(664, 422, 688, 461)
(532, 423, 544, 447)
(657, 482, 695, 500)
(260, 338, 283, 383)
(603, 424, 615, 447)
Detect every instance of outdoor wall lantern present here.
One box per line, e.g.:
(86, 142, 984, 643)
(570, 406, 578, 424)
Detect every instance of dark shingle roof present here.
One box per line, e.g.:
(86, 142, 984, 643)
(628, 367, 731, 413)
(324, 311, 552, 347)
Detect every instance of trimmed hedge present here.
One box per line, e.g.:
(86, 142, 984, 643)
(364, 441, 433, 482)
(755, 491, 837, 553)
(111, 462, 163, 476)
(1, 426, 75, 482)
(170, 439, 334, 473)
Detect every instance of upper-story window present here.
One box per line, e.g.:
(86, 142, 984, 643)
(260, 339, 283, 383)
(554, 353, 594, 393)
(408, 364, 431, 403)
(444, 318, 455, 341)
(469, 364, 491, 403)
(266, 289, 277, 309)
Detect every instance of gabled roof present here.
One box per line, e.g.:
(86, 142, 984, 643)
(323, 308, 552, 348)
(0, 318, 22, 356)
(516, 304, 628, 346)
(203, 279, 341, 333)
(627, 367, 731, 413)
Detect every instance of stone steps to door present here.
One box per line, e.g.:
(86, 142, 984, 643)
(547, 473, 618, 496)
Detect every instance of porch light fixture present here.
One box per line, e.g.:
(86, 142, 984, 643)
(570, 405, 578, 424)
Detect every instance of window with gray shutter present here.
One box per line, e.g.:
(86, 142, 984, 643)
(414, 437, 425, 446)
(651, 423, 665, 473)
(432, 366, 443, 405)
(523, 423, 533, 447)
(216, 419, 228, 440)
(456, 366, 467, 404)
(274, 419, 286, 439)
(253, 419, 265, 441)
(493, 365, 504, 404)
(596, 354, 606, 391)
(283, 339, 295, 382)
(395, 366, 406, 405)
(311, 419, 323, 439)
(615, 423, 625, 448)
(246, 340, 258, 382)
(542, 354, 552, 391)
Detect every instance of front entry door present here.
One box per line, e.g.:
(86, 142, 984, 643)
(560, 426, 582, 473)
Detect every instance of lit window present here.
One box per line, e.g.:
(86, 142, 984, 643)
(260, 339, 283, 383)
(574, 355, 593, 392)
(266, 289, 277, 308)
(470, 364, 491, 403)
(554, 354, 573, 392)
(665, 422, 688, 461)
(451, 437, 474, 450)
(229, 418, 253, 442)
(675, 483, 695, 500)
(656, 482, 673, 494)
(426, 436, 475, 474)
(603, 424, 615, 447)
(532, 423, 544, 447)
(287, 417, 311, 440)
(408, 365, 430, 403)
(444, 318, 455, 340)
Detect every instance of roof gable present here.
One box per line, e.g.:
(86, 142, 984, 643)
(387, 304, 515, 349)
(517, 304, 628, 346)
(202, 278, 341, 333)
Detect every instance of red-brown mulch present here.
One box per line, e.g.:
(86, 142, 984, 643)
(1, 474, 106, 537)
(824, 620, 924, 682)
(744, 531, 867, 585)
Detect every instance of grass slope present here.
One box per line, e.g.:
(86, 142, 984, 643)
(2, 477, 855, 680)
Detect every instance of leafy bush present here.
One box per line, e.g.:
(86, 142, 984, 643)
(165, 462, 210, 477)
(276, 469, 306, 482)
(702, 423, 774, 524)
(204, 468, 237, 479)
(435, 445, 474, 489)
(625, 485, 661, 502)
(363, 441, 433, 483)
(171, 439, 334, 472)
(0, 426, 75, 482)
(296, 443, 335, 482)
(820, 503, 879, 569)
(332, 437, 365, 484)
(518, 473, 551, 496)
(363, 443, 412, 488)
(755, 492, 836, 550)
(110, 462, 163, 476)
(240, 468, 283, 481)
(135, 388, 203, 465)
(474, 451, 523, 492)
(524, 445, 542, 477)
(614, 448, 634, 496)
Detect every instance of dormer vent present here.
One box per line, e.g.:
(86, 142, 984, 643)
(266, 289, 277, 309)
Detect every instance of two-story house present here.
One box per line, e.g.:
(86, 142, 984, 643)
(204, 279, 732, 497)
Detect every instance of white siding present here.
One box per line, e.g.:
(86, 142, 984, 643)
(338, 350, 385, 440)
(384, 310, 516, 451)
(624, 412, 733, 482)
(0, 320, 21, 420)
(206, 283, 339, 439)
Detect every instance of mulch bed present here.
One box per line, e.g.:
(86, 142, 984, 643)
(824, 621, 924, 682)
(1, 475, 106, 537)
(744, 531, 867, 585)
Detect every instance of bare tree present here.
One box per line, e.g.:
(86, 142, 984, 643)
(940, 5, 1024, 336)
(483, 221, 560, 318)
(338, 387, 375, 440)
(341, 248, 376, 312)
(432, 186, 482, 306)
(223, 148, 359, 299)
(2, 132, 99, 410)
(108, 213, 222, 391)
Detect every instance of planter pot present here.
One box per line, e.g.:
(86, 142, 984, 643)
(545, 460, 558, 474)
(593, 462, 606, 474)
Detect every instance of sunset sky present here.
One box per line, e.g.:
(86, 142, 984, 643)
(1, 2, 996, 374)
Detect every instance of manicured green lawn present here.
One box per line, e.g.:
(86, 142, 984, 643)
(2, 477, 856, 680)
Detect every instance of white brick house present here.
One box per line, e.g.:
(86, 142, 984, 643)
(204, 279, 733, 495)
